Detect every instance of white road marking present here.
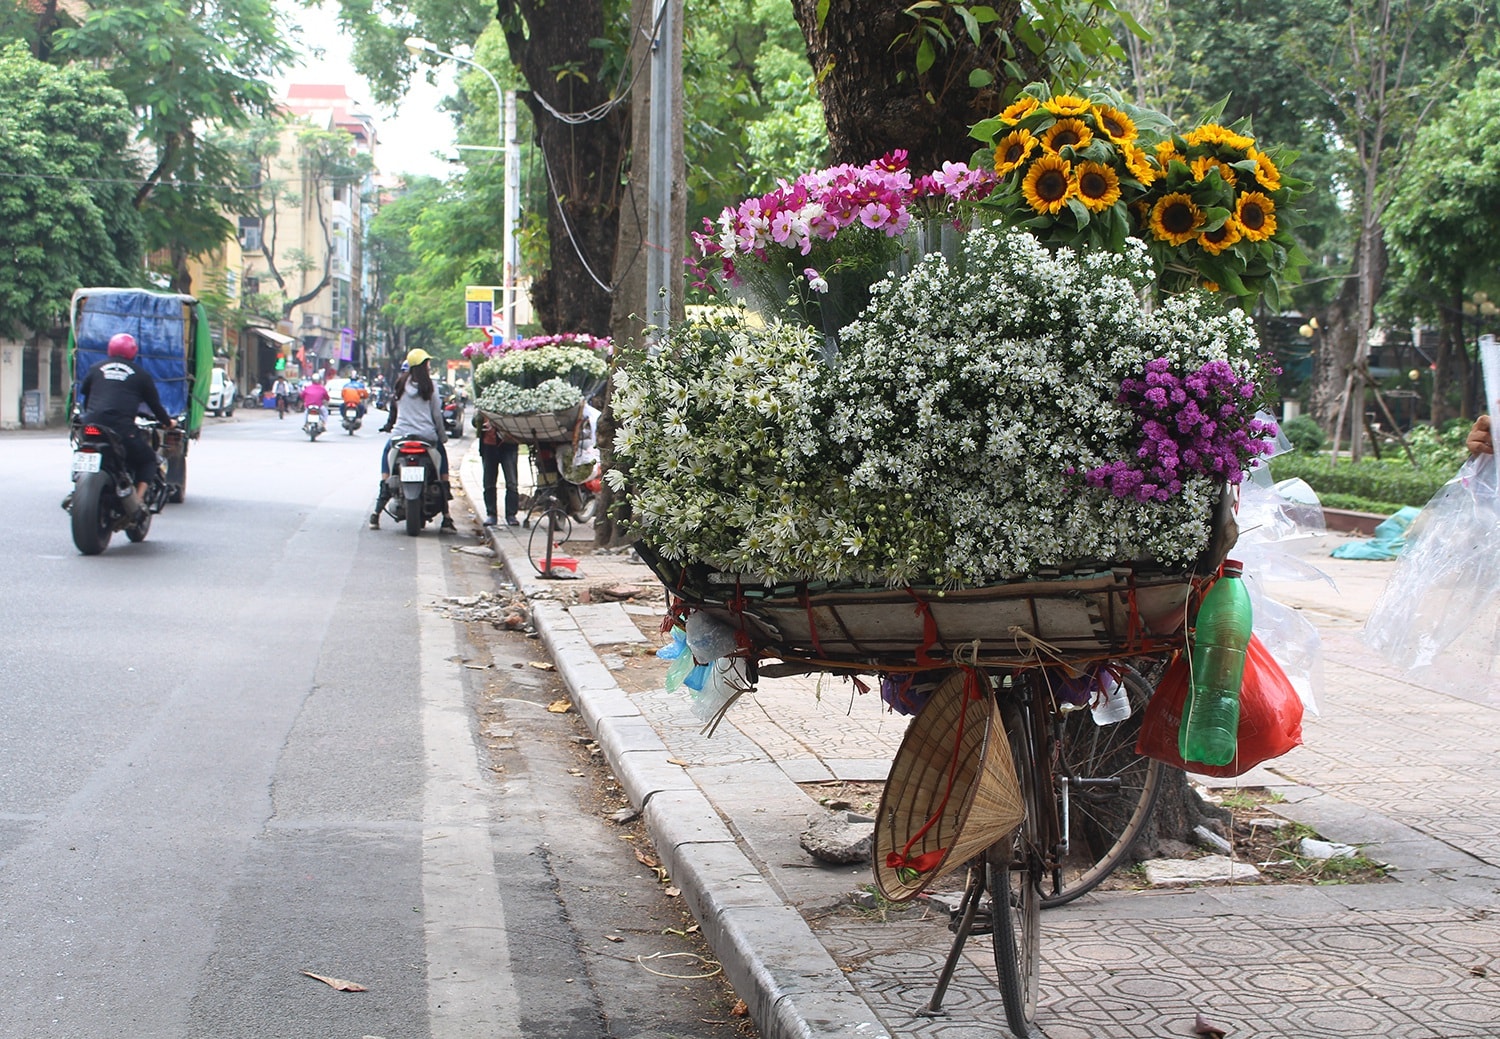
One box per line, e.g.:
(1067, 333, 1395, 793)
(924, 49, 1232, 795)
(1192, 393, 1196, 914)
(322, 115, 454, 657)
(417, 534, 521, 1036)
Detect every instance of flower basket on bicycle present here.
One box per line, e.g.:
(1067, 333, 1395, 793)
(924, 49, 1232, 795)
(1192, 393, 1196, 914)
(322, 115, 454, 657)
(634, 486, 1233, 672)
(480, 401, 584, 444)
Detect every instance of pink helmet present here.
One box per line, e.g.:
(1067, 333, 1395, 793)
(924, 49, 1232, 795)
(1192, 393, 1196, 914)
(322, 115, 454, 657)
(106, 333, 138, 360)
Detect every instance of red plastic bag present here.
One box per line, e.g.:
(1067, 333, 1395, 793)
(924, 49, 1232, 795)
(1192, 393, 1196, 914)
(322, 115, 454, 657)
(1135, 635, 1304, 778)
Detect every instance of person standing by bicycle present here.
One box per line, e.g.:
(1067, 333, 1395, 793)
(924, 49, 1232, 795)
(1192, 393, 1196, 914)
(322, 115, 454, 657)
(474, 412, 521, 527)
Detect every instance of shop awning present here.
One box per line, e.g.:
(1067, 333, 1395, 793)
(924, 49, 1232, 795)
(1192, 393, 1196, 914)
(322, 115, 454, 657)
(250, 326, 297, 347)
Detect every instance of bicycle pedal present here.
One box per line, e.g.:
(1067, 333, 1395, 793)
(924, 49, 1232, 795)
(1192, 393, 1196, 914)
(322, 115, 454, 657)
(948, 909, 992, 936)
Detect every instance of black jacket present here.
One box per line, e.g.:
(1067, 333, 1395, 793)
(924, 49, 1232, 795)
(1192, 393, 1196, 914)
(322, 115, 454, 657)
(80, 358, 172, 432)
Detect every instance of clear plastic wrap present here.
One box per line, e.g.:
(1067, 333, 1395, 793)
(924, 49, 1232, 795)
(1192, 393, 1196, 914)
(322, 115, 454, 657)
(1362, 452, 1500, 692)
(1233, 469, 1331, 715)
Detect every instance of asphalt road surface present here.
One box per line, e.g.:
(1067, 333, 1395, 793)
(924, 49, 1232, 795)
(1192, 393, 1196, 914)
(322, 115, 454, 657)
(1, 408, 750, 1039)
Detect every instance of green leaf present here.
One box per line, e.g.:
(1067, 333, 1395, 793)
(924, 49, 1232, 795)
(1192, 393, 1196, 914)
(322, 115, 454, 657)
(816, 0, 830, 30)
(968, 68, 994, 89)
(916, 37, 935, 74)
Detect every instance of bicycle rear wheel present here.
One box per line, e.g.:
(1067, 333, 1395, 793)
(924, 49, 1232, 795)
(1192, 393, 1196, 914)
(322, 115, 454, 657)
(989, 697, 1043, 1037)
(1042, 666, 1163, 908)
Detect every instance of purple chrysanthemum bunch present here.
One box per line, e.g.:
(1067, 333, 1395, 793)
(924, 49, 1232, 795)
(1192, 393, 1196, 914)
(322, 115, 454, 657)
(1085, 357, 1277, 503)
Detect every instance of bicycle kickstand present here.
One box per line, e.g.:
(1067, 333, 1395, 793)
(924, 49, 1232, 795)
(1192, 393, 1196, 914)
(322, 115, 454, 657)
(918, 865, 986, 1017)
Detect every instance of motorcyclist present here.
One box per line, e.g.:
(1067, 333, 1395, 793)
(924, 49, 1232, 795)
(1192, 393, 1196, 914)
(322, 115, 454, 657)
(76, 332, 176, 517)
(370, 348, 453, 531)
(340, 374, 368, 421)
(301, 372, 330, 426)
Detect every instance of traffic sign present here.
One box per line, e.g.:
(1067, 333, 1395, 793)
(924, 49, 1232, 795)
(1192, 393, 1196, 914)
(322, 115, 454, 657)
(465, 285, 501, 329)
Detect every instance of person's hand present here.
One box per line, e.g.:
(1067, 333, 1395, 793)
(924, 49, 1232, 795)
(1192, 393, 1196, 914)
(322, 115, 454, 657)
(1467, 415, 1493, 455)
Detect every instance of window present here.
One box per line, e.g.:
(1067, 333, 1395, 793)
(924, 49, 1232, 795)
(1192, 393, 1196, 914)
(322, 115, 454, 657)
(243, 275, 259, 297)
(238, 216, 262, 253)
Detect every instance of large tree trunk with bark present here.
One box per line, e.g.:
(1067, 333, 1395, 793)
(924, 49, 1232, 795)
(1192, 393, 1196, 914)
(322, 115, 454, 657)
(1309, 231, 1387, 446)
(788, 0, 1041, 170)
(498, 0, 626, 338)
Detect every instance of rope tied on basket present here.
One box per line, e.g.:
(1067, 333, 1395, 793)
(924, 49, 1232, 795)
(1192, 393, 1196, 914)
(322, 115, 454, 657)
(884, 665, 986, 881)
(1007, 626, 1074, 667)
(905, 590, 943, 666)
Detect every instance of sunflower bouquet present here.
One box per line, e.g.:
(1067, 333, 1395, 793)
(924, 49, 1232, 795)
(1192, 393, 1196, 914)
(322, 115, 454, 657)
(969, 85, 1305, 310)
(968, 85, 1172, 256)
(1138, 111, 1307, 309)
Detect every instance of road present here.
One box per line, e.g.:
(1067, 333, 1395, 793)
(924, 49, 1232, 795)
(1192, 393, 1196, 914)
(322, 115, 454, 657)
(1, 408, 749, 1039)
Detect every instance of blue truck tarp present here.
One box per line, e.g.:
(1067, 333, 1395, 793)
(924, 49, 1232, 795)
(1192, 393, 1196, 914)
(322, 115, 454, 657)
(69, 288, 212, 435)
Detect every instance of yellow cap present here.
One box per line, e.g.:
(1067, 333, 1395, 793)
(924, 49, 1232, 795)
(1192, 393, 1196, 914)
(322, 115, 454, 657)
(405, 348, 432, 367)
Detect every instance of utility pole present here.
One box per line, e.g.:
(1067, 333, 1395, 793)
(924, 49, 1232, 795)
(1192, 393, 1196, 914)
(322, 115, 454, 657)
(503, 91, 521, 344)
(644, 0, 680, 336)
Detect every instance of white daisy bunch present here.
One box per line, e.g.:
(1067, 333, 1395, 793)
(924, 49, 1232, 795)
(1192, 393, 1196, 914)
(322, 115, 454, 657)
(608, 311, 851, 580)
(819, 225, 1259, 585)
(475, 377, 582, 416)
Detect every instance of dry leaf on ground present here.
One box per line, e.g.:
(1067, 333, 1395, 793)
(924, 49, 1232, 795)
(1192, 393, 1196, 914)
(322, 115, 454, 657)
(301, 970, 367, 992)
(546, 700, 572, 713)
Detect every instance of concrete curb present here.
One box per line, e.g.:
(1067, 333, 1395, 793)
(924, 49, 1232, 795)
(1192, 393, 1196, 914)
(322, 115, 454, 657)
(457, 451, 892, 1039)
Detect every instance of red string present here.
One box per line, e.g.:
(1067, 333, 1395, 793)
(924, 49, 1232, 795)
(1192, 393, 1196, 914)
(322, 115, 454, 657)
(800, 587, 825, 656)
(885, 668, 984, 876)
(906, 590, 942, 666)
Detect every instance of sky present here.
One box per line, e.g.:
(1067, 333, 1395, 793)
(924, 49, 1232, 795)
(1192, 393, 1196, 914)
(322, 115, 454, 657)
(276, 1, 456, 180)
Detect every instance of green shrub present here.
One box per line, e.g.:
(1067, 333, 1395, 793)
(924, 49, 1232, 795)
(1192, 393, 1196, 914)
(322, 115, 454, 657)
(1269, 452, 1452, 509)
(1280, 414, 1326, 453)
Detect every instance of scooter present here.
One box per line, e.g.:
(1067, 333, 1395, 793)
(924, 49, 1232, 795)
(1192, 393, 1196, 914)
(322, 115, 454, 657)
(303, 404, 326, 441)
(341, 402, 363, 435)
(380, 437, 445, 536)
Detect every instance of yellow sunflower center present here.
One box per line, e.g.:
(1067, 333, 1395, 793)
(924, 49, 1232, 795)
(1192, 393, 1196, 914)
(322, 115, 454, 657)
(1043, 118, 1092, 153)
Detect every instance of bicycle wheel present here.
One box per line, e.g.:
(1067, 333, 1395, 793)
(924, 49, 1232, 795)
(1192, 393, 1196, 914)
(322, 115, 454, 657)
(1041, 666, 1163, 908)
(527, 507, 573, 574)
(989, 696, 1043, 1038)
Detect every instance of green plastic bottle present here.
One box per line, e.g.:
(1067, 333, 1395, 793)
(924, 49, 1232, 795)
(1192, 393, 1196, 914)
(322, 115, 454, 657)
(1180, 560, 1253, 767)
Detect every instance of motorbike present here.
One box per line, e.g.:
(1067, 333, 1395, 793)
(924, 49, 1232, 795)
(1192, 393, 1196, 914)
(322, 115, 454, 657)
(381, 437, 446, 536)
(65, 418, 167, 555)
(303, 404, 326, 441)
(340, 402, 363, 435)
(441, 392, 465, 439)
(528, 441, 600, 524)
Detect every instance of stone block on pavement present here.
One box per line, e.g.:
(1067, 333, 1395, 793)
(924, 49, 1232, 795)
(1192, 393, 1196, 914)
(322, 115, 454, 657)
(1143, 854, 1263, 887)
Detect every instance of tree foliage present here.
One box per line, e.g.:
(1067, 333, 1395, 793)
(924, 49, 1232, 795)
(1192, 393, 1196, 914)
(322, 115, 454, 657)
(0, 41, 145, 338)
(226, 116, 374, 319)
(47, 0, 295, 291)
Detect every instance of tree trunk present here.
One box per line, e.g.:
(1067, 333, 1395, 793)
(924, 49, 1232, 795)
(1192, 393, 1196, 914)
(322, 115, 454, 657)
(498, 0, 627, 338)
(788, 0, 1038, 170)
(1433, 298, 1463, 428)
(1128, 768, 1231, 861)
(1309, 230, 1386, 452)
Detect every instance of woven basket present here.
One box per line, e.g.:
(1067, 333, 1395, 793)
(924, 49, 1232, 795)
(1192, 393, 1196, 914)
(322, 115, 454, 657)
(873, 669, 1024, 902)
(482, 401, 583, 443)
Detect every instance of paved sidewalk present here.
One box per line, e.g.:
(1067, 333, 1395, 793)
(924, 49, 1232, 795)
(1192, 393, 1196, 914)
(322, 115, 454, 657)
(457, 450, 1500, 1039)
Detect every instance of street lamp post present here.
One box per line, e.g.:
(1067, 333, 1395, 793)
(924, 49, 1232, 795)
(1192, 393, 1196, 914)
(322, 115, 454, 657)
(405, 37, 520, 345)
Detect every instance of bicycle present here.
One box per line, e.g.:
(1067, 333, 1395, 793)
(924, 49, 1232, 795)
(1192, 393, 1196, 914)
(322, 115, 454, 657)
(914, 658, 1167, 1037)
(521, 441, 599, 576)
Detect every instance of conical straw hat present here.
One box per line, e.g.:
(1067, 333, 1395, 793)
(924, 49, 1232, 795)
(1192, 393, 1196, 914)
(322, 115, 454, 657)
(873, 669, 1024, 902)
